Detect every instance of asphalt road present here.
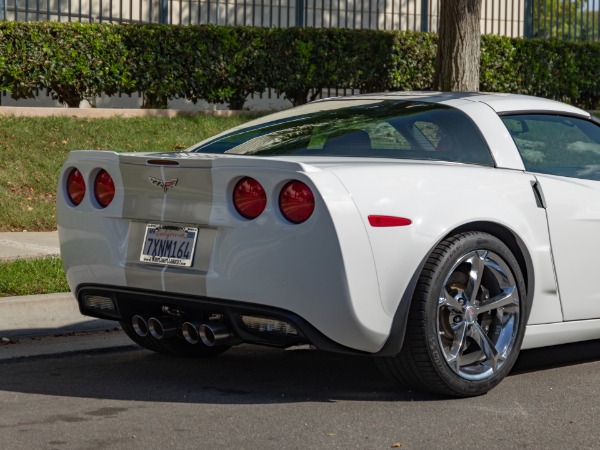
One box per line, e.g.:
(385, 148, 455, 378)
(1, 332, 600, 450)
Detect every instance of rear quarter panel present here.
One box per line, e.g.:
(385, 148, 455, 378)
(326, 161, 562, 326)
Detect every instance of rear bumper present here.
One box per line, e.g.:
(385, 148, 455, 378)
(76, 285, 371, 355)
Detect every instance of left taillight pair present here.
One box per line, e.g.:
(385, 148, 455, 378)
(66, 168, 115, 208)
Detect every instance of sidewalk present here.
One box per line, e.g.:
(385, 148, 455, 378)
(0, 231, 60, 261)
(0, 231, 116, 339)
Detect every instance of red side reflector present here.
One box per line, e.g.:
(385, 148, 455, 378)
(147, 159, 180, 166)
(368, 215, 412, 227)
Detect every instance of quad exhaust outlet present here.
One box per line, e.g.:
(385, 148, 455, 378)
(132, 316, 233, 346)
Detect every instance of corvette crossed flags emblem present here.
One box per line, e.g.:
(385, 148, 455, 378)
(149, 177, 178, 193)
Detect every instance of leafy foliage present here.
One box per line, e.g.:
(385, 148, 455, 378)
(185, 26, 270, 109)
(265, 28, 357, 106)
(0, 21, 47, 99)
(1, 22, 600, 109)
(0, 22, 131, 107)
(390, 31, 437, 91)
(480, 35, 520, 93)
(120, 24, 192, 108)
(484, 36, 600, 109)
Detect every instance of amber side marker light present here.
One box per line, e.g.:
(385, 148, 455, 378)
(368, 215, 412, 227)
(94, 169, 115, 208)
(66, 168, 86, 206)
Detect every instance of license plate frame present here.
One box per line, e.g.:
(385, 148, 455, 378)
(140, 224, 198, 267)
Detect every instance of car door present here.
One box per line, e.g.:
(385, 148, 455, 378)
(501, 114, 600, 321)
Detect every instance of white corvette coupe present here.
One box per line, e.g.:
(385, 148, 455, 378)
(58, 92, 600, 397)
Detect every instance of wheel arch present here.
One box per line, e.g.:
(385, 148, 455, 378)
(375, 220, 535, 357)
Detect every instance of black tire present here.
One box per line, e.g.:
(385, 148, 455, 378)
(120, 320, 231, 358)
(379, 231, 527, 397)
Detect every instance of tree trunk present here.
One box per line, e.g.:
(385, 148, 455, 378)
(227, 91, 247, 111)
(433, 0, 482, 91)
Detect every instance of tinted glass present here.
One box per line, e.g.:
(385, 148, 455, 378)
(191, 100, 494, 166)
(502, 114, 600, 181)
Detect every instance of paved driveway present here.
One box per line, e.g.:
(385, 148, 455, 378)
(1, 335, 599, 449)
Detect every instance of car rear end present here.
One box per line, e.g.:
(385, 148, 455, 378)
(57, 150, 392, 354)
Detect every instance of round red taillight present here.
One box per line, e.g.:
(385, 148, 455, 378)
(94, 169, 115, 208)
(66, 168, 86, 206)
(233, 177, 267, 220)
(279, 180, 315, 224)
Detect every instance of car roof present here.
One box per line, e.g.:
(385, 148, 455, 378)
(189, 92, 591, 152)
(325, 91, 590, 117)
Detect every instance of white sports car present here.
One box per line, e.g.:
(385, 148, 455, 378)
(58, 92, 600, 397)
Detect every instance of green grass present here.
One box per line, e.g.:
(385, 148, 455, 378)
(0, 114, 257, 231)
(0, 257, 69, 297)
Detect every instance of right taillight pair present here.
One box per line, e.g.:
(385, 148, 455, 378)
(233, 176, 315, 224)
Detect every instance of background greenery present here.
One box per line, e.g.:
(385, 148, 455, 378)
(0, 115, 255, 232)
(1, 22, 599, 110)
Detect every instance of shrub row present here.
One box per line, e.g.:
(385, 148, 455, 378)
(1, 22, 599, 109)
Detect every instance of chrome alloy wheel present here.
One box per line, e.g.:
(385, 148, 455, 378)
(437, 249, 520, 381)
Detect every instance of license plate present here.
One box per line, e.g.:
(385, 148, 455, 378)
(140, 224, 198, 267)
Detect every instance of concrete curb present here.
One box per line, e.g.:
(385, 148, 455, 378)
(0, 292, 117, 339)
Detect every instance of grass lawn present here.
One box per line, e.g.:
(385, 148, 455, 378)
(0, 257, 69, 297)
(0, 114, 256, 231)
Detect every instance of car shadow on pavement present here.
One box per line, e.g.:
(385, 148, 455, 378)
(512, 338, 600, 374)
(0, 343, 445, 404)
(2, 338, 599, 404)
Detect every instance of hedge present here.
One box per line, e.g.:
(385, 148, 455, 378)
(0, 22, 131, 107)
(1, 22, 599, 109)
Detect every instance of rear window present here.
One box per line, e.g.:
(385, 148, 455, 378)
(191, 100, 494, 166)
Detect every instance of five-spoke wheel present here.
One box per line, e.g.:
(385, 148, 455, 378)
(437, 248, 520, 381)
(378, 231, 527, 397)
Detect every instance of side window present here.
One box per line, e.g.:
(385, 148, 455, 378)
(502, 114, 600, 181)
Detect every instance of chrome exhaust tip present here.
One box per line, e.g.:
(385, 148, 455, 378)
(181, 321, 201, 344)
(132, 315, 149, 337)
(148, 317, 178, 340)
(199, 323, 232, 347)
